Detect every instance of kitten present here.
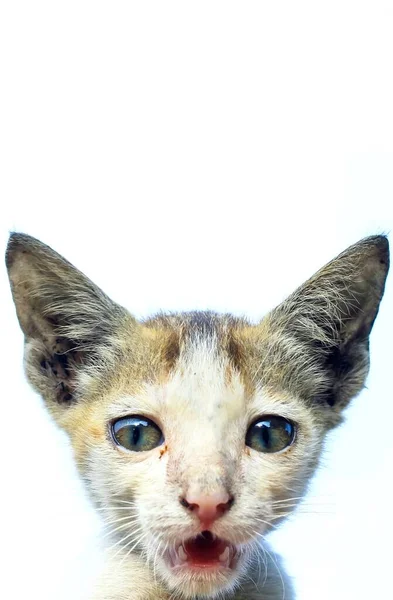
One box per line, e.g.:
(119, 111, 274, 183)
(6, 233, 389, 600)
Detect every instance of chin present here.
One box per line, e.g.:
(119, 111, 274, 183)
(157, 532, 249, 598)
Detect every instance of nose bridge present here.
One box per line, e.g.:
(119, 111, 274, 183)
(171, 407, 238, 493)
(187, 462, 227, 496)
(166, 354, 241, 497)
(178, 438, 235, 499)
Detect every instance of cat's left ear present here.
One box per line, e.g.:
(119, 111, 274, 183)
(262, 235, 389, 410)
(6, 233, 135, 408)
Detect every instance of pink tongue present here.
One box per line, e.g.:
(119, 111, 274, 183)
(184, 533, 227, 565)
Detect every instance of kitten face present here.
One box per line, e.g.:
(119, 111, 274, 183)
(6, 234, 389, 599)
(67, 323, 323, 597)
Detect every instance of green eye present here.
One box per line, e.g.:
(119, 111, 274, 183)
(246, 415, 295, 453)
(112, 416, 163, 452)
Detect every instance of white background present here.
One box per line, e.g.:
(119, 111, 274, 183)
(1, 2, 392, 599)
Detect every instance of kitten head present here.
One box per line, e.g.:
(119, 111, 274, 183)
(6, 233, 389, 598)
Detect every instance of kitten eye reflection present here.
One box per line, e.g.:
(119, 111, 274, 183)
(246, 415, 295, 453)
(112, 416, 164, 452)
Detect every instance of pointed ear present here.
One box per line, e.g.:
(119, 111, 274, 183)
(6, 233, 133, 407)
(262, 236, 389, 411)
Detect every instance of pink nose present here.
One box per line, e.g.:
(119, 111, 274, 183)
(180, 490, 234, 526)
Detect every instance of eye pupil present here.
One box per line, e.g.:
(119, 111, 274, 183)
(132, 425, 140, 446)
(261, 424, 271, 448)
(246, 415, 295, 453)
(112, 416, 163, 452)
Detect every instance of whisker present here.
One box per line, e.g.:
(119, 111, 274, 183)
(253, 532, 285, 600)
(101, 515, 139, 525)
(260, 544, 268, 586)
(271, 496, 334, 506)
(254, 517, 280, 530)
(100, 511, 140, 521)
(106, 526, 144, 555)
(152, 535, 163, 587)
(119, 531, 150, 566)
(271, 497, 306, 504)
(271, 508, 334, 520)
(264, 544, 286, 600)
(101, 520, 141, 540)
(95, 506, 140, 512)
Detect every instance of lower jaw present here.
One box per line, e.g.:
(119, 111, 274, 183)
(161, 539, 246, 595)
(171, 561, 233, 573)
(165, 552, 240, 574)
(163, 562, 239, 598)
(164, 555, 241, 585)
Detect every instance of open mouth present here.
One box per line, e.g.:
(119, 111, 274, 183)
(166, 531, 238, 570)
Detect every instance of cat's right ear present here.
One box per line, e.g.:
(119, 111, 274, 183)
(6, 233, 134, 407)
(256, 235, 389, 413)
